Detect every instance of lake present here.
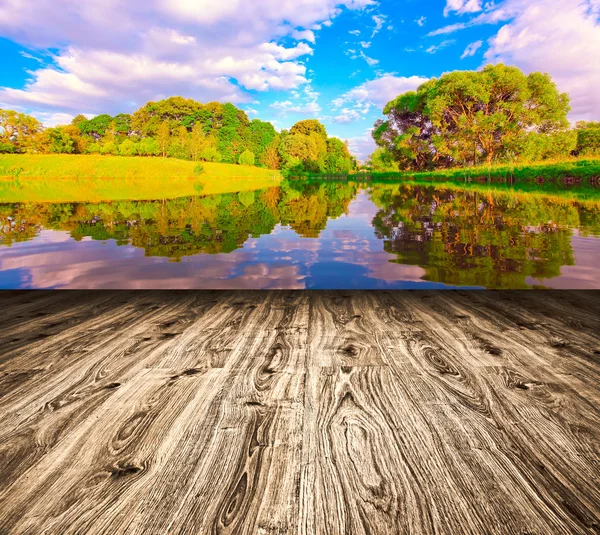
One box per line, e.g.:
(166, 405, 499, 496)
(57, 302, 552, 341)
(1, 180, 599, 289)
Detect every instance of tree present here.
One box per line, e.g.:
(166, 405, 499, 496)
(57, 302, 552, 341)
(248, 119, 277, 163)
(119, 139, 139, 156)
(576, 121, 600, 156)
(290, 119, 327, 139)
(374, 64, 571, 169)
(0, 109, 43, 152)
(168, 125, 190, 159)
(138, 137, 160, 156)
(189, 123, 206, 161)
(238, 150, 255, 166)
(367, 147, 400, 172)
(157, 121, 170, 158)
(262, 136, 281, 169)
(132, 97, 204, 136)
(71, 114, 88, 127)
(78, 114, 113, 139)
(324, 138, 354, 173)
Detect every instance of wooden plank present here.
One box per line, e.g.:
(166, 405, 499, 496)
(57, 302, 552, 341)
(0, 290, 599, 535)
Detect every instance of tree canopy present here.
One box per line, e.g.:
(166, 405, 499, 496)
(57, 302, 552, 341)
(372, 64, 573, 170)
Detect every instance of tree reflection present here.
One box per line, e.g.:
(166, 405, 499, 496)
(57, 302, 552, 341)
(370, 183, 600, 288)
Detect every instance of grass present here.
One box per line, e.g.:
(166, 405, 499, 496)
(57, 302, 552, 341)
(298, 158, 600, 184)
(362, 158, 600, 184)
(0, 154, 281, 203)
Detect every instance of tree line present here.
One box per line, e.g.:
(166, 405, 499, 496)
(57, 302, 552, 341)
(0, 98, 356, 174)
(369, 64, 600, 172)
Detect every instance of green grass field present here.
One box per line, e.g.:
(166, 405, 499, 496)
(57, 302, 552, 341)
(0, 154, 281, 203)
(361, 158, 600, 183)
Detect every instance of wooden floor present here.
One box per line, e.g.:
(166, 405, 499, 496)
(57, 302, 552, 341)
(0, 291, 599, 535)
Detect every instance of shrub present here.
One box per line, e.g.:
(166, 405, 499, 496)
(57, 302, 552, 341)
(238, 150, 255, 166)
(201, 146, 222, 163)
(119, 139, 139, 157)
(193, 163, 205, 175)
(0, 142, 16, 154)
(138, 138, 160, 156)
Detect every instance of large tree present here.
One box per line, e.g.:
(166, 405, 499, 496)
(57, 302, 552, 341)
(0, 109, 43, 152)
(373, 64, 571, 169)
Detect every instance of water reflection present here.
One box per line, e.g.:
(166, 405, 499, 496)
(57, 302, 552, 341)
(1, 180, 599, 289)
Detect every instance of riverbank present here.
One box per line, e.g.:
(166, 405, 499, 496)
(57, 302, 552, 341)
(0, 154, 280, 202)
(299, 158, 600, 184)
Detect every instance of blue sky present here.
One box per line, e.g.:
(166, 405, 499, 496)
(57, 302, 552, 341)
(0, 0, 598, 160)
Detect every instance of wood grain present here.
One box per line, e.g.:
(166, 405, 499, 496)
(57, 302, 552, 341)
(0, 291, 599, 534)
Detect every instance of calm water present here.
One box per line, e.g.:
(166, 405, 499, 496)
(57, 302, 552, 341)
(1, 181, 599, 289)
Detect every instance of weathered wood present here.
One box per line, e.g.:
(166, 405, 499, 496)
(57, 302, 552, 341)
(0, 291, 599, 534)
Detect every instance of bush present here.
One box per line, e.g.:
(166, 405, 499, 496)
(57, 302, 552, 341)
(238, 150, 255, 166)
(193, 163, 205, 175)
(201, 146, 222, 163)
(86, 142, 101, 154)
(138, 138, 160, 156)
(99, 141, 117, 155)
(0, 142, 16, 154)
(119, 139, 139, 157)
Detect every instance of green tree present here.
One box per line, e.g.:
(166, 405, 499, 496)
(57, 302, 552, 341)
(189, 123, 206, 161)
(132, 97, 203, 136)
(262, 136, 281, 169)
(290, 119, 327, 139)
(576, 121, 600, 156)
(119, 138, 139, 156)
(238, 150, 255, 166)
(71, 114, 88, 127)
(0, 109, 43, 152)
(324, 138, 354, 173)
(78, 114, 113, 139)
(374, 64, 571, 169)
(138, 137, 160, 156)
(367, 147, 400, 172)
(157, 121, 171, 158)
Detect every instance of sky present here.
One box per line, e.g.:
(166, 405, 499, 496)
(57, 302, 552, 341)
(0, 0, 599, 161)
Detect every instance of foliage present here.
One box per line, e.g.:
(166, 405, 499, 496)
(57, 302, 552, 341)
(0, 109, 43, 152)
(576, 122, 600, 157)
(373, 64, 572, 170)
(363, 158, 600, 185)
(77, 114, 113, 139)
(367, 147, 400, 172)
(193, 163, 205, 175)
(238, 150, 255, 166)
(369, 182, 600, 288)
(280, 120, 354, 175)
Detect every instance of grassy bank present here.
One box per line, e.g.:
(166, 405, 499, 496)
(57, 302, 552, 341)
(301, 158, 600, 184)
(0, 154, 281, 203)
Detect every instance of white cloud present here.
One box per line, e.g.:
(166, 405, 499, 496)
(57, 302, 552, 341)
(426, 40, 456, 54)
(429, 0, 600, 120)
(346, 129, 377, 162)
(349, 29, 361, 35)
(333, 108, 362, 123)
(416, 16, 427, 26)
(359, 51, 379, 66)
(360, 41, 371, 48)
(19, 51, 44, 63)
(483, 0, 600, 120)
(0, 0, 373, 116)
(331, 74, 429, 125)
(444, 0, 484, 17)
(371, 15, 386, 37)
(291, 29, 316, 43)
(269, 84, 321, 116)
(461, 40, 483, 58)
(32, 111, 77, 127)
